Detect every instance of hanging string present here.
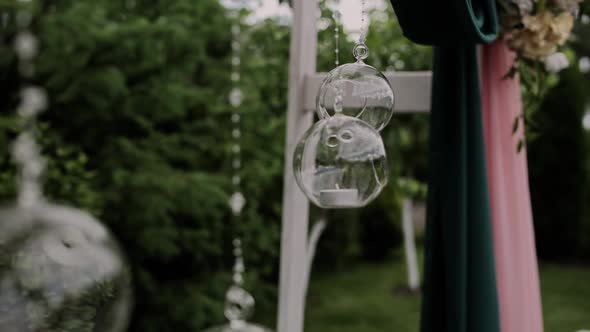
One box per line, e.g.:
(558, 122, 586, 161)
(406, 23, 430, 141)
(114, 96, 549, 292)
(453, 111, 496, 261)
(12, 0, 48, 208)
(332, 0, 341, 66)
(353, 0, 370, 62)
(360, 0, 367, 44)
(331, 0, 344, 114)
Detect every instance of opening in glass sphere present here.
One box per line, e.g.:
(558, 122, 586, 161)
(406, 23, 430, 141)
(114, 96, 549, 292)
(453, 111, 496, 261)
(293, 114, 389, 209)
(316, 62, 395, 131)
(0, 202, 132, 332)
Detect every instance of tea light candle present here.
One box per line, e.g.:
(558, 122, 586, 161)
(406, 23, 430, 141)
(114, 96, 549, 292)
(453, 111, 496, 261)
(319, 188, 358, 207)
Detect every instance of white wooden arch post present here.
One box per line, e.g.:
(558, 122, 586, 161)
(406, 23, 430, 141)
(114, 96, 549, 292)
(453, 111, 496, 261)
(278, 1, 432, 332)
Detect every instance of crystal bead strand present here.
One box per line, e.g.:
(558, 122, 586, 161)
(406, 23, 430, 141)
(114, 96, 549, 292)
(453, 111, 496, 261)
(205, 3, 273, 331)
(223, 238, 255, 329)
(224, 1, 257, 329)
(12, 0, 49, 209)
(228, 1, 245, 218)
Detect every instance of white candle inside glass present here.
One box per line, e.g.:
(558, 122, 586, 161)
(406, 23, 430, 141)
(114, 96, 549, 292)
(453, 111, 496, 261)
(319, 185, 358, 207)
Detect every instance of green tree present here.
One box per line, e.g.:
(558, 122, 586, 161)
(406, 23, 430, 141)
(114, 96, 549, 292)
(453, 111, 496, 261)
(0, 1, 284, 330)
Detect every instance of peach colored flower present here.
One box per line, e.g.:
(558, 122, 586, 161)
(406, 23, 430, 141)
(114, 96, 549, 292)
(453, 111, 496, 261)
(507, 11, 574, 59)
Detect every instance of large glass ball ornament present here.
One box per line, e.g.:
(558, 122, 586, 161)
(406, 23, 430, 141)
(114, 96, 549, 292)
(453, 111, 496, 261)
(0, 202, 132, 332)
(293, 114, 389, 209)
(316, 47, 395, 132)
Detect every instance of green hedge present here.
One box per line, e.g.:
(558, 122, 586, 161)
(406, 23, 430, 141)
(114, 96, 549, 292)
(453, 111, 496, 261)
(528, 67, 588, 261)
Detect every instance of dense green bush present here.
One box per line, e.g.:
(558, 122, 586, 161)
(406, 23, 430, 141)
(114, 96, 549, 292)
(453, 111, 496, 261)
(571, 19, 590, 261)
(527, 19, 590, 262)
(528, 67, 588, 260)
(0, 1, 287, 330)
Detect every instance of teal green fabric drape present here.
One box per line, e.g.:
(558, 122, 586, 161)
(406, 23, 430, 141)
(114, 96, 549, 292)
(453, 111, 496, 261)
(389, 1, 501, 331)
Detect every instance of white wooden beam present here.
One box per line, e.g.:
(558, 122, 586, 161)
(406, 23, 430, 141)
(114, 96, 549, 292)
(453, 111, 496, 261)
(278, 0, 318, 331)
(303, 71, 432, 113)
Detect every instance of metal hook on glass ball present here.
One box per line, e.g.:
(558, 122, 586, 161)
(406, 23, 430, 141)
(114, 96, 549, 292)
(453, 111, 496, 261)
(353, 43, 369, 62)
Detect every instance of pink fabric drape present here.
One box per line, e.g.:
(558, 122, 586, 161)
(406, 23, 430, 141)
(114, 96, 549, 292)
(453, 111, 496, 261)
(480, 40, 544, 332)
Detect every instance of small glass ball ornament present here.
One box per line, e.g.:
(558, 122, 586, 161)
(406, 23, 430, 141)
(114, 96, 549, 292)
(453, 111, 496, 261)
(316, 44, 395, 132)
(202, 287, 272, 332)
(203, 238, 273, 332)
(0, 202, 132, 332)
(202, 282, 273, 332)
(293, 113, 389, 209)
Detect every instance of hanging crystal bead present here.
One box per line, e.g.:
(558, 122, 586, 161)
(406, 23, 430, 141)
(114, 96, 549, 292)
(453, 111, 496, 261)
(18, 86, 48, 117)
(14, 32, 38, 60)
(229, 192, 246, 215)
(229, 88, 244, 107)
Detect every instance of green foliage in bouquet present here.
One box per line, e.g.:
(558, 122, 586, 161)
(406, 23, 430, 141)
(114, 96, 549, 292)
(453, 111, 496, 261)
(497, 0, 588, 150)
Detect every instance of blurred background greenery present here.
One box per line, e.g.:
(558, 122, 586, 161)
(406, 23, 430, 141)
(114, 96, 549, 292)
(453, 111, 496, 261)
(0, 0, 589, 331)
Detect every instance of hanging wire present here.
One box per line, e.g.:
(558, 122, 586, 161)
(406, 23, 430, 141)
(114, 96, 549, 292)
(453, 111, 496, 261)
(353, 0, 370, 62)
(331, 0, 345, 114)
(360, 0, 367, 44)
(332, 0, 341, 66)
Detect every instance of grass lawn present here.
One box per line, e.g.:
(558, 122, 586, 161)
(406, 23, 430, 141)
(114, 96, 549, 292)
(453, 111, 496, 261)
(304, 259, 590, 332)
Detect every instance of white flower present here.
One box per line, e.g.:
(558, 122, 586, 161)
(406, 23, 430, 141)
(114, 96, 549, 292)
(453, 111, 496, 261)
(580, 57, 590, 74)
(544, 52, 569, 73)
(554, 0, 584, 16)
(512, 0, 535, 14)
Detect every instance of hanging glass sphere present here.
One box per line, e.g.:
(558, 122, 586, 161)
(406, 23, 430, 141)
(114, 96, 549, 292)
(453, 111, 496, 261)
(0, 202, 132, 332)
(202, 321, 272, 332)
(293, 114, 389, 209)
(316, 46, 395, 132)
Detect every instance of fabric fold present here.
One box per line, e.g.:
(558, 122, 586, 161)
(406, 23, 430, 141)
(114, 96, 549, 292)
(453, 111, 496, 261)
(390, 0, 498, 45)
(389, 0, 501, 331)
(481, 40, 544, 332)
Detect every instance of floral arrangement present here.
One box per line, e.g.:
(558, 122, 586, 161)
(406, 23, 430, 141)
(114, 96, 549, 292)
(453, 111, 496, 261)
(500, 0, 583, 72)
(498, 0, 588, 150)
